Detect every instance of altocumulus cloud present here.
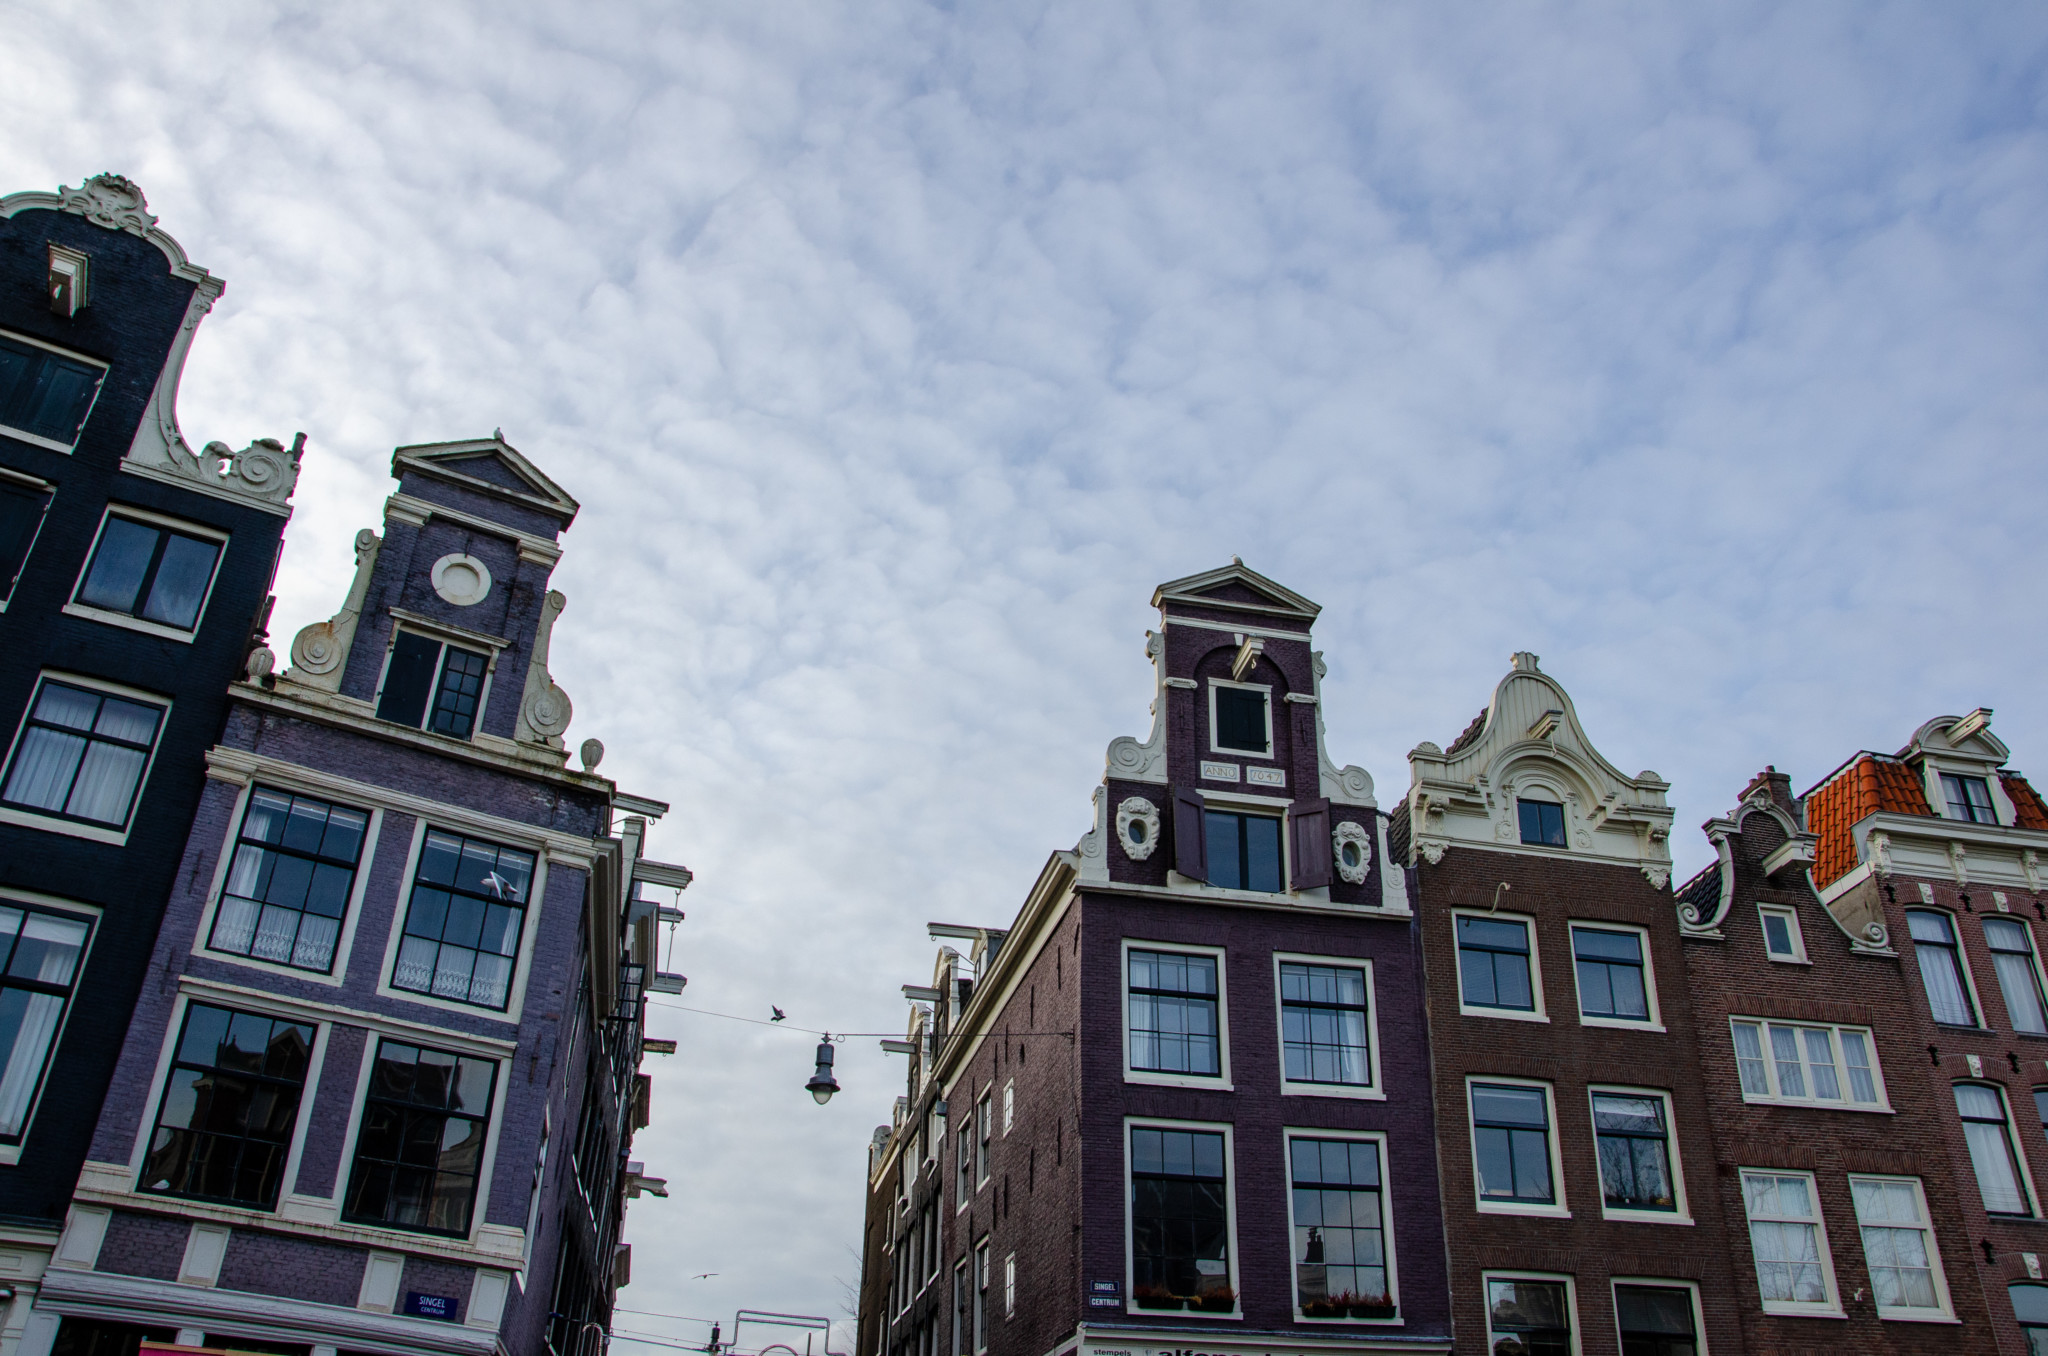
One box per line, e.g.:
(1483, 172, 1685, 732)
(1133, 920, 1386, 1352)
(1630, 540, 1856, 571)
(6, 0, 2048, 1342)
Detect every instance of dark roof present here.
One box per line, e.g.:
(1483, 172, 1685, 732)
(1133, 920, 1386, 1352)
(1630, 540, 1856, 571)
(1675, 861, 1720, 918)
(1444, 708, 1490, 757)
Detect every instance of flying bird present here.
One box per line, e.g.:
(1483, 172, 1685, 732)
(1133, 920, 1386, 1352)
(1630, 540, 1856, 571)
(693, 1273, 718, 1280)
(771, 1007, 787, 1022)
(482, 871, 520, 900)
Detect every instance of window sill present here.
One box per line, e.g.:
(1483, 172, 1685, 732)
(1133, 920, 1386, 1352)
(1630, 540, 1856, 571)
(1600, 1208, 1692, 1225)
(0, 424, 80, 454)
(1577, 1016, 1666, 1033)
(61, 602, 199, 644)
(1475, 1201, 1570, 1219)
(1765, 955, 1813, 966)
(0, 805, 130, 845)
(1758, 1305, 1845, 1319)
(1125, 1071, 1233, 1092)
(1457, 1005, 1549, 1024)
(1875, 1311, 1960, 1324)
(193, 946, 348, 988)
(1739, 1095, 1892, 1114)
(1125, 1304, 1242, 1321)
(1291, 1313, 1403, 1326)
(1279, 1083, 1385, 1101)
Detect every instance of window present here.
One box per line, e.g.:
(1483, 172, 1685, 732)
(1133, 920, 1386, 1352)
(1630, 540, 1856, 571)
(1456, 914, 1538, 1015)
(1470, 1082, 1559, 1210)
(1279, 960, 1372, 1090)
(955, 1119, 973, 1206)
(2012, 1283, 2048, 1355)
(1758, 904, 1805, 962)
(391, 829, 533, 1010)
(1517, 799, 1566, 847)
(1988, 917, 2048, 1035)
(0, 477, 52, 607)
(1908, 910, 1977, 1026)
(1002, 1080, 1013, 1135)
(2, 677, 164, 831)
(1210, 682, 1269, 755)
(1203, 809, 1282, 892)
(951, 1260, 969, 1355)
(1739, 1170, 1837, 1313)
(1942, 773, 1999, 824)
(1849, 1176, 1949, 1319)
(376, 631, 492, 740)
(1127, 948, 1223, 1079)
(0, 331, 105, 450)
(343, 1039, 497, 1236)
(1288, 1135, 1391, 1319)
(208, 787, 369, 973)
(1729, 1019, 1885, 1108)
(1591, 1090, 1678, 1216)
(1612, 1283, 1699, 1356)
(140, 1002, 315, 1208)
(1956, 1083, 2032, 1216)
(1572, 924, 1653, 1024)
(0, 902, 91, 1142)
(1129, 1124, 1232, 1312)
(972, 1240, 989, 1350)
(1485, 1277, 1573, 1355)
(1003, 1253, 1015, 1317)
(976, 1091, 991, 1186)
(72, 512, 224, 634)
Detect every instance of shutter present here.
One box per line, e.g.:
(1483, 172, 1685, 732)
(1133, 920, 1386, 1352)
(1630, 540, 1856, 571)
(1291, 798, 1332, 890)
(1172, 785, 1207, 881)
(375, 631, 442, 728)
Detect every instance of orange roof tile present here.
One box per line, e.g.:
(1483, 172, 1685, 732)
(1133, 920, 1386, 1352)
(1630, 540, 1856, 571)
(1805, 755, 1931, 887)
(2004, 773, 2048, 832)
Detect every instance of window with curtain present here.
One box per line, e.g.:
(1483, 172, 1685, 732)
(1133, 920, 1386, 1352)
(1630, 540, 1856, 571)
(0, 331, 105, 449)
(1, 678, 165, 830)
(1279, 961, 1371, 1088)
(1130, 1125, 1232, 1311)
(1730, 1019, 1883, 1107)
(0, 903, 90, 1142)
(1739, 1170, 1835, 1312)
(1572, 925, 1650, 1021)
(1127, 949, 1221, 1076)
(1941, 773, 1999, 824)
(208, 786, 369, 972)
(1592, 1091, 1676, 1212)
(1908, 910, 1977, 1026)
(391, 829, 533, 1009)
(73, 513, 224, 633)
(1987, 917, 2048, 1035)
(1470, 1083, 1555, 1206)
(342, 1039, 496, 1236)
(1956, 1083, 2032, 1216)
(1289, 1136, 1390, 1318)
(140, 1002, 315, 1207)
(1850, 1176, 1945, 1317)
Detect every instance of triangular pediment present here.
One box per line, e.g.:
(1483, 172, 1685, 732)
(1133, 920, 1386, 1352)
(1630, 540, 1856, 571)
(391, 436, 580, 522)
(1151, 561, 1320, 621)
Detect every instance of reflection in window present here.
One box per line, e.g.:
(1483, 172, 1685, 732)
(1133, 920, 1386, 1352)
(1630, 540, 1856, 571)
(0, 332, 104, 448)
(1130, 1126, 1231, 1311)
(391, 830, 533, 1009)
(1212, 686, 1268, 755)
(0, 479, 52, 606)
(1457, 917, 1534, 1012)
(1942, 773, 1999, 825)
(1908, 911, 1976, 1027)
(1204, 810, 1282, 893)
(376, 632, 491, 741)
(1517, 799, 1566, 847)
(1741, 1171, 1831, 1309)
(1573, 926, 1649, 1021)
(1759, 905, 1802, 961)
(1592, 1092, 1675, 1212)
(1290, 1137, 1389, 1318)
(2011, 1283, 2048, 1356)
(1987, 917, 2048, 1035)
(0, 904, 90, 1140)
(1613, 1284, 1697, 1356)
(1471, 1083, 1554, 1205)
(141, 1002, 314, 1207)
(208, 787, 368, 972)
(1127, 950, 1220, 1077)
(342, 1039, 496, 1236)
(1957, 1084, 2031, 1216)
(1279, 962, 1370, 1087)
(75, 516, 222, 632)
(1, 679, 163, 829)
(1485, 1279, 1571, 1355)
(1851, 1177, 1943, 1316)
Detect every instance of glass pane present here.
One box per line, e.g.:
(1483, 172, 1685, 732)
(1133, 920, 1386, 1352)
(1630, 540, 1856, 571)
(3, 727, 84, 811)
(1762, 911, 1795, 956)
(1473, 1084, 1549, 1126)
(77, 518, 159, 613)
(1244, 814, 1282, 892)
(139, 533, 220, 628)
(1204, 810, 1240, 889)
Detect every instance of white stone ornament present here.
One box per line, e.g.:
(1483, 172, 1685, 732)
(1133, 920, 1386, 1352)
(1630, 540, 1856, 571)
(516, 591, 574, 749)
(1332, 821, 1373, 884)
(579, 738, 604, 771)
(430, 553, 493, 606)
(1116, 797, 1161, 861)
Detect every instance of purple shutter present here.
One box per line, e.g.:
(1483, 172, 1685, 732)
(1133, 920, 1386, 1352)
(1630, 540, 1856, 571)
(1291, 798, 1332, 890)
(1173, 785, 1207, 881)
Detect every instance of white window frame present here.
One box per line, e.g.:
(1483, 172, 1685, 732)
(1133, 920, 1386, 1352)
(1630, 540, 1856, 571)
(1906, 907, 1990, 1030)
(1585, 1084, 1690, 1224)
(1728, 1017, 1891, 1112)
(1451, 908, 1548, 1024)
(0, 467, 55, 612)
(1123, 1115, 1242, 1319)
(371, 817, 550, 1026)
(1003, 1252, 1015, 1317)
(955, 1113, 974, 1213)
(1481, 1271, 1581, 1356)
(1566, 919, 1664, 1031)
(1846, 1174, 1956, 1323)
(976, 1089, 992, 1188)
(1194, 791, 1293, 894)
(1272, 952, 1383, 1100)
(0, 889, 100, 1164)
(0, 670, 172, 845)
(63, 504, 230, 643)
(370, 616, 508, 740)
(0, 328, 108, 453)
(1757, 904, 1808, 964)
(1737, 1168, 1843, 1318)
(1002, 1080, 1014, 1135)
(1121, 938, 1232, 1090)
(1466, 1074, 1570, 1218)
(332, 1027, 510, 1243)
(191, 779, 383, 990)
(1281, 1127, 1400, 1324)
(973, 1238, 990, 1352)
(1983, 914, 2048, 1036)
(1609, 1278, 1707, 1355)
(1207, 678, 1273, 758)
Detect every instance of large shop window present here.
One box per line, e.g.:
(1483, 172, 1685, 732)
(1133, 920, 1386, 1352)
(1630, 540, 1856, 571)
(1470, 1082, 1558, 1209)
(0, 477, 52, 608)
(1484, 1277, 1573, 1355)
(0, 331, 105, 450)
(343, 1039, 497, 1236)
(1850, 1175, 1948, 1319)
(1908, 910, 1978, 1027)
(376, 631, 491, 740)
(1956, 1083, 2033, 1217)
(1739, 1170, 1838, 1315)
(1204, 810, 1282, 893)
(1730, 1019, 1884, 1109)
(392, 829, 533, 1010)
(1130, 1125, 1233, 1313)
(1127, 949, 1222, 1079)
(1, 678, 164, 831)
(1987, 917, 2048, 1036)
(1456, 915, 1537, 1015)
(73, 513, 224, 634)
(209, 787, 369, 972)
(1279, 961, 1371, 1089)
(0, 903, 91, 1142)
(140, 1003, 315, 1208)
(1288, 1136, 1390, 1319)
(1612, 1284, 1698, 1356)
(1591, 1090, 1677, 1215)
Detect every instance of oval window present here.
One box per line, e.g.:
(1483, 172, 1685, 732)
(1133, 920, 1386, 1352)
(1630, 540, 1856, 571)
(1129, 819, 1148, 844)
(1340, 841, 1361, 870)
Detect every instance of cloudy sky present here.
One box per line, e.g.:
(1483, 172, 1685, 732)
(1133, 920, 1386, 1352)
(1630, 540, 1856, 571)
(9, 1, 2048, 1345)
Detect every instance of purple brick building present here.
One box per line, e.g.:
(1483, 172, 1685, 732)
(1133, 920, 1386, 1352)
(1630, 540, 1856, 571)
(21, 439, 689, 1356)
(857, 564, 1453, 1356)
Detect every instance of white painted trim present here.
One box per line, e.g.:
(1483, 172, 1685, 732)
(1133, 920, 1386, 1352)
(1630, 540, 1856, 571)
(0, 327, 108, 454)
(1451, 908, 1548, 1023)
(1465, 1075, 1570, 1218)
(1271, 952, 1383, 1100)
(177, 1223, 229, 1286)
(1737, 1167, 1846, 1317)
(1905, 905, 1993, 1030)
(64, 500, 233, 641)
(1959, 1080, 2044, 1218)
(1161, 616, 1313, 642)
(385, 493, 561, 563)
(177, 975, 518, 1056)
(1279, 1126, 1400, 1323)
(0, 671, 172, 843)
(1207, 678, 1274, 759)
(1122, 1116, 1242, 1319)
(1726, 1016, 1892, 1113)
(1981, 912, 2048, 1036)
(1121, 939, 1232, 1091)
(1757, 903, 1809, 964)
(1608, 1278, 1707, 1355)
(1844, 1174, 1959, 1323)
(1584, 1083, 1692, 1224)
(1565, 919, 1665, 1032)
(1479, 1271, 1582, 1355)
(336, 1031, 511, 1247)
(370, 818, 546, 1025)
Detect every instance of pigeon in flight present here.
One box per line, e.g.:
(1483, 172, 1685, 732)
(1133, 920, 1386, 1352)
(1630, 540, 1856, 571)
(693, 1273, 718, 1280)
(771, 1007, 787, 1022)
(482, 871, 520, 900)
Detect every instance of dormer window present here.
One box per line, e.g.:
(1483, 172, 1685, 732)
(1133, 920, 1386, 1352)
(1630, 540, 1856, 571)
(376, 631, 491, 740)
(1941, 774, 1998, 825)
(1518, 799, 1567, 847)
(0, 331, 106, 452)
(1210, 681, 1270, 756)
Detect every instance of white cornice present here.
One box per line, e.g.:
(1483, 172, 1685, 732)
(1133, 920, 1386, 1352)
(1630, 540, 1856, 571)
(385, 493, 562, 562)
(0, 175, 212, 282)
